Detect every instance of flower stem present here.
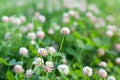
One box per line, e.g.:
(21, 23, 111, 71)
(21, 56, 24, 65)
(85, 76, 87, 80)
(52, 35, 65, 79)
(58, 35, 65, 52)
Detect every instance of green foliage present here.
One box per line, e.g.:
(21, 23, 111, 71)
(0, 0, 120, 80)
(0, 57, 8, 66)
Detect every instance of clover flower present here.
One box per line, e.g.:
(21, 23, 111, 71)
(33, 57, 44, 66)
(58, 64, 69, 75)
(60, 27, 70, 35)
(14, 65, 24, 73)
(19, 47, 28, 56)
(82, 66, 93, 76)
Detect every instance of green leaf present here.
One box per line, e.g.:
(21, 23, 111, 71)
(9, 59, 16, 66)
(0, 57, 8, 66)
(6, 71, 15, 80)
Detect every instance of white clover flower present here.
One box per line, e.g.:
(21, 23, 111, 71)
(45, 61, 54, 73)
(19, 47, 28, 56)
(9, 16, 15, 23)
(114, 44, 120, 51)
(63, 13, 69, 18)
(107, 76, 116, 80)
(19, 15, 26, 23)
(38, 48, 47, 56)
(46, 47, 56, 55)
(60, 27, 70, 35)
(68, 10, 76, 17)
(86, 12, 93, 18)
(13, 18, 21, 26)
(38, 15, 46, 23)
(45, 61, 54, 67)
(58, 64, 69, 75)
(115, 57, 120, 64)
(14, 65, 24, 73)
(36, 31, 45, 39)
(34, 12, 40, 19)
(33, 57, 44, 66)
(48, 28, 55, 34)
(86, 12, 97, 23)
(106, 30, 113, 37)
(97, 18, 106, 27)
(26, 23, 34, 31)
(62, 17, 69, 23)
(25, 69, 34, 78)
(37, 3, 44, 9)
(82, 66, 93, 76)
(88, 4, 99, 14)
(4, 32, 11, 40)
(98, 48, 105, 56)
(99, 61, 107, 67)
(107, 25, 117, 32)
(61, 58, 67, 64)
(106, 15, 114, 22)
(27, 32, 36, 40)
(98, 69, 108, 78)
(30, 40, 35, 45)
(2, 16, 9, 23)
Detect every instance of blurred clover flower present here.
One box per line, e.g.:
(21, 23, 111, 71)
(45, 61, 54, 73)
(19, 47, 28, 56)
(38, 48, 48, 56)
(98, 68, 108, 78)
(60, 27, 70, 35)
(25, 69, 34, 78)
(33, 57, 44, 67)
(107, 76, 116, 80)
(58, 64, 69, 75)
(82, 66, 93, 76)
(14, 65, 24, 73)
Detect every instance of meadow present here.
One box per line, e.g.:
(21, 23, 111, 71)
(0, 0, 120, 80)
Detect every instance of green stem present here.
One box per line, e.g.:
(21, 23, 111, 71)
(4, 23, 8, 32)
(52, 35, 65, 79)
(21, 56, 24, 65)
(50, 55, 53, 61)
(85, 76, 87, 80)
(46, 73, 49, 79)
(58, 35, 65, 52)
(15, 74, 19, 80)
